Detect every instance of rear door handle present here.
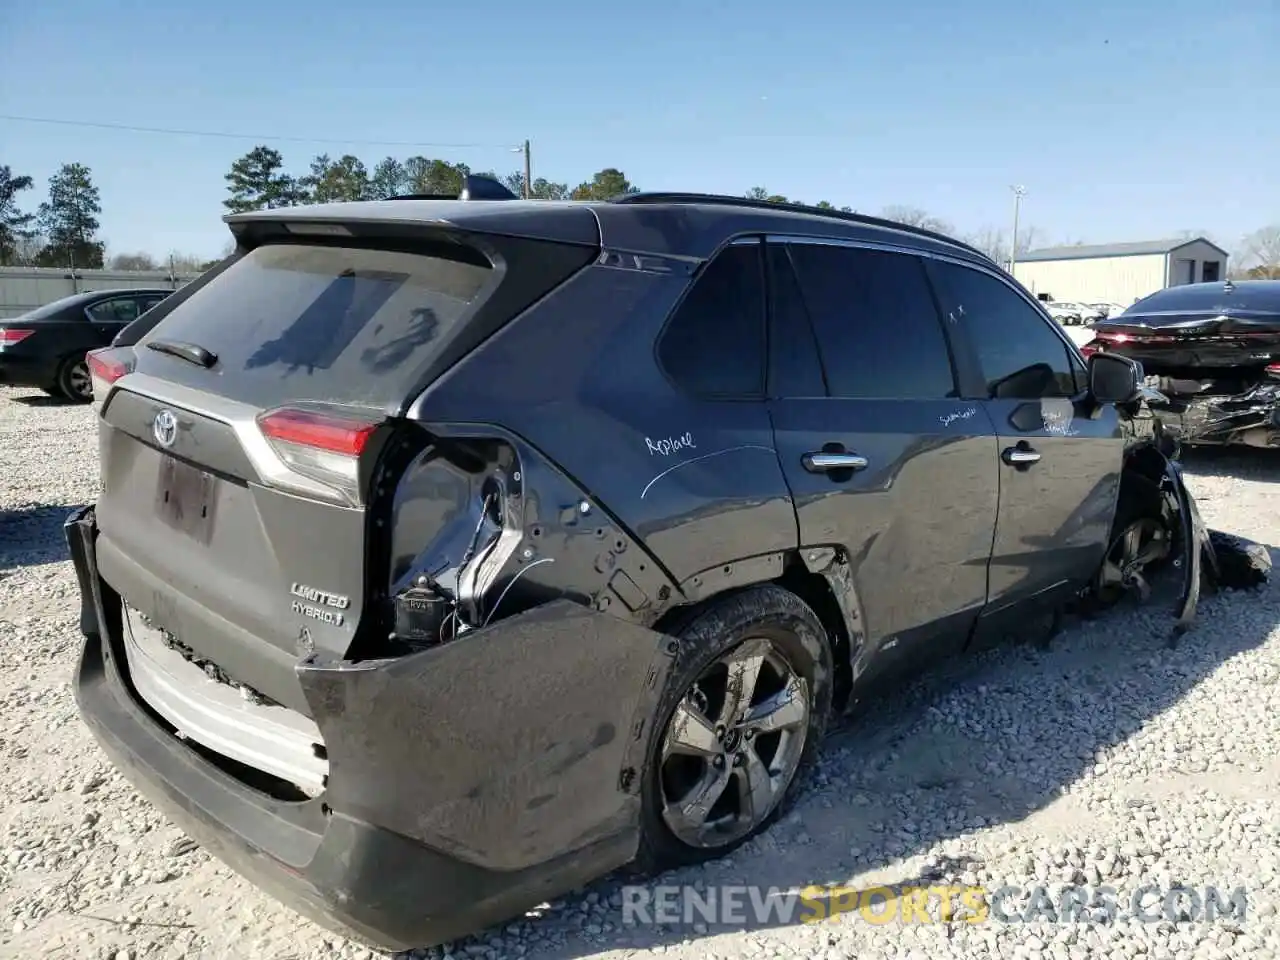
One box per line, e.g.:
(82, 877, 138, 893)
(1002, 444, 1041, 466)
(802, 451, 869, 473)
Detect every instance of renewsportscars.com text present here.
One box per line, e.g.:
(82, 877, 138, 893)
(620, 883, 1250, 927)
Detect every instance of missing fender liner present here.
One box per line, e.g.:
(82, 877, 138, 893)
(1161, 450, 1269, 637)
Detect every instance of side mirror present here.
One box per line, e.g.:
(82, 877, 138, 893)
(1088, 352, 1142, 404)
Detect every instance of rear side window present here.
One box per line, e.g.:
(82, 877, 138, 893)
(928, 260, 1080, 399)
(657, 241, 766, 398)
(785, 243, 957, 399)
(138, 243, 494, 408)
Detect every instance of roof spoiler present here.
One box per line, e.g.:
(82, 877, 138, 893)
(387, 175, 518, 202)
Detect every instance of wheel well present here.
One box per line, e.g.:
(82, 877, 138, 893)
(651, 552, 854, 716)
(1116, 444, 1169, 526)
(56, 352, 89, 379)
(774, 558, 853, 713)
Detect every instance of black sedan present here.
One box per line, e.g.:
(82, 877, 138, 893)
(1082, 279, 1280, 446)
(0, 288, 173, 401)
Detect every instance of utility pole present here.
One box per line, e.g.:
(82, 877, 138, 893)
(522, 139, 532, 199)
(1009, 185, 1026, 274)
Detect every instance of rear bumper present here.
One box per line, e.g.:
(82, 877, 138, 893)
(1148, 382, 1280, 448)
(66, 505, 669, 952)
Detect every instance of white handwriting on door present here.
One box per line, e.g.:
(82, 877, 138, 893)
(645, 432, 696, 456)
(1041, 398, 1078, 436)
(939, 408, 978, 428)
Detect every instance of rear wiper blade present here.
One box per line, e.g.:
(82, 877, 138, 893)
(146, 339, 218, 368)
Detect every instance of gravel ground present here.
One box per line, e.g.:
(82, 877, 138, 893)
(1, 375, 1278, 960)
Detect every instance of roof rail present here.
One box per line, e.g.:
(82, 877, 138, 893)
(386, 174, 518, 203)
(609, 192, 990, 262)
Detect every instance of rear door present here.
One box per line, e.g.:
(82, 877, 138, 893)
(94, 232, 595, 715)
(766, 239, 1000, 685)
(86, 295, 144, 341)
(925, 258, 1123, 625)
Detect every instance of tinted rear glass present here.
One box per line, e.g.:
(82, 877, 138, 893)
(137, 243, 494, 409)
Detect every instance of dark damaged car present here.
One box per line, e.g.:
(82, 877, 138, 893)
(65, 179, 1269, 952)
(1082, 279, 1280, 448)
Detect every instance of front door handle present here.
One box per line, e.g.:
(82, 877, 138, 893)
(1002, 444, 1041, 466)
(802, 451, 869, 473)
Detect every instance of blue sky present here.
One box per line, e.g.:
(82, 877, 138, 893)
(2, 0, 1277, 261)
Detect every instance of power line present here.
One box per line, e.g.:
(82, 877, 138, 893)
(0, 113, 513, 150)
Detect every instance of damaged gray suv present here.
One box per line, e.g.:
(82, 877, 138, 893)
(66, 178, 1267, 952)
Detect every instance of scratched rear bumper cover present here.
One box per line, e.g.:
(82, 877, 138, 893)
(66, 505, 673, 952)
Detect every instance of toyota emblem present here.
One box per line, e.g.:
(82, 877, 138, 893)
(152, 409, 178, 448)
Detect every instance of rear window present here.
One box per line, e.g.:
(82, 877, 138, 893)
(137, 242, 495, 409)
(20, 293, 96, 321)
(1127, 282, 1280, 322)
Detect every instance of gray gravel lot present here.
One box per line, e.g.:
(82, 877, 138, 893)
(1, 378, 1278, 960)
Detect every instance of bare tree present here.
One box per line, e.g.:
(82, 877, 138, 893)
(10, 232, 46, 265)
(109, 251, 159, 271)
(964, 227, 1008, 263)
(962, 225, 1044, 266)
(1241, 225, 1280, 279)
(880, 205, 954, 235)
(165, 251, 211, 273)
(1018, 225, 1043, 255)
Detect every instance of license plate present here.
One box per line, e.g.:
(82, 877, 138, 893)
(155, 455, 218, 544)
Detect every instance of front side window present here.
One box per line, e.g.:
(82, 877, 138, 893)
(929, 260, 1080, 399)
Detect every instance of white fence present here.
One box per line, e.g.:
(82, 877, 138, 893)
(0, 267, 203, 319)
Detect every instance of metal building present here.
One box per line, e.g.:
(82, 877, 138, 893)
(1011, 237, 1230, 305)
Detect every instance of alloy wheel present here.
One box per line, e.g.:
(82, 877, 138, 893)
(66, 360, 92, 401)
(658, 636, 810, 849)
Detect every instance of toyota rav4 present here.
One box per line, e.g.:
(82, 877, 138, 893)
(64, 179, 1264, 952)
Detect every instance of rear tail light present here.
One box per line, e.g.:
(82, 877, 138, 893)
(1266, 364, 1280, 380)
(0, 327, 34, 348)
(257, 406, 382, 505)
(1080, 341, 1102, 358)
(86, 348, 134, 401)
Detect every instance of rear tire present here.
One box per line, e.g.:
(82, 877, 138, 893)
(56, 355, 92, 403)
(633, 585, 833, 872)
